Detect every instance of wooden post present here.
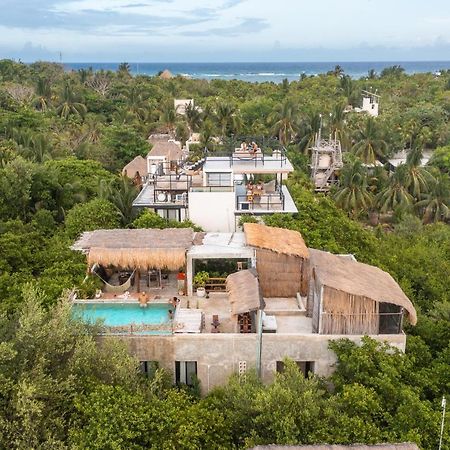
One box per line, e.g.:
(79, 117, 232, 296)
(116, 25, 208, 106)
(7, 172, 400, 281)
(135, 269, 140, 292)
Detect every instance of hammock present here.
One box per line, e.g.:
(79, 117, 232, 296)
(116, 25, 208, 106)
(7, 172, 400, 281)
(90, 264, 136, 294)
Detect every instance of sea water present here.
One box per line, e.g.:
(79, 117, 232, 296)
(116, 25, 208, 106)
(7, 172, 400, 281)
(64, 61, 450, 83)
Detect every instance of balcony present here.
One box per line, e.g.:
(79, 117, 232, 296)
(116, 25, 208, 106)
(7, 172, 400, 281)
(133, 174, 192, 208)
(235, 184, 298, 214)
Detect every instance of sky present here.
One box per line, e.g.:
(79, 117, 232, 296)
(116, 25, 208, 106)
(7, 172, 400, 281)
(1, 0, 450, 62)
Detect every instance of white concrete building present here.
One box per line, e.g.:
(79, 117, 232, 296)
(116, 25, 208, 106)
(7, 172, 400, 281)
(133, 143, 298, 231)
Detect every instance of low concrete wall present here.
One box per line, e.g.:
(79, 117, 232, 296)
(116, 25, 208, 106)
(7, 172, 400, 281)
(112, 332, 406, 394)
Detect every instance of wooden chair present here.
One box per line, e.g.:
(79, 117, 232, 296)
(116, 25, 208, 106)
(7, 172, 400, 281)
(211, 314, 220, 333)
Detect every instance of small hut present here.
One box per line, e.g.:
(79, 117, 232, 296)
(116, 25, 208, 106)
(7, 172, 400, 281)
(159, 69, 174, 80)
(309, 249, 417, 335)
(226, 269, 264, 333)
(243, 223, 310, 298)
(122, 155, 148, 186)
(148, 140, 183, 174)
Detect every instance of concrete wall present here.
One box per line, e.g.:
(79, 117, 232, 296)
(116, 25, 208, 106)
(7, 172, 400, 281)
(114, 332, 406, 394)
(188, 191, 236, 232)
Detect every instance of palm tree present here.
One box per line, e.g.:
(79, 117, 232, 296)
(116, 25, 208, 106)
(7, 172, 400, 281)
(98, 177, 138, 226)
(416, 173, 450, 223)
(377, 164, 414, 213)
(340, 75, 356, 105)
(35, 78, 52, 111)
(367, 69, 377, 79)
(118, 62, 131, 78)
(112, 177, 139, 226)
(200, 120, 214, 150)
(331, 65, 344, 77)
(122, 86, 148, 121)
(56, 82, 87, 120)
(30, 134, 52, 163)
(333, 158, 373, 217)
(159, 102, 177, 136)
(330, 103, 351, 150)
(215, 102, 241, 138)
(405, 145, 432, 200)
(297, 111, 321, 154)
(268, 99, 299, 146)
(352, 117, 387, 165)
(184, 102, 202, 136)
(380, 65, 405, 78)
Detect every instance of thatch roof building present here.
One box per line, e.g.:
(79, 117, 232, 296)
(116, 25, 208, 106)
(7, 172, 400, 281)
(72, 228, 194, 270)
(122, 155, 148, 178)
(226, 269, 264, 316)
(149, 141, 183, 162)
(159, 69, 174, 79)
(309, 249, 417, 334)
(244, 223, 310, 297)
(148, 133, 172, 144)
(244, 223, 309, 259)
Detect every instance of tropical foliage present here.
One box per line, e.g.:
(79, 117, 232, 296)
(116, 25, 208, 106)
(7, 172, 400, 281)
(0, 59, 448, 449)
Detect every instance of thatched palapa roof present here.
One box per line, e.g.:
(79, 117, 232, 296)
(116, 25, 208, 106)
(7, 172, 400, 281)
(226, 269, 263, 315)
(244, 223, 309, 259)
(122, 155, 148, 177)
(159, 69, 173, 79)
(149, 141, 183, 161)
(310, 249, 417, 325)
(148, 133, 172, 144)
(72, 228, 194, 270)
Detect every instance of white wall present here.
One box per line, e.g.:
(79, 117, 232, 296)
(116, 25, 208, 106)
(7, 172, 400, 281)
(362, 97, 379, 116)
(189, 191, 236, 232)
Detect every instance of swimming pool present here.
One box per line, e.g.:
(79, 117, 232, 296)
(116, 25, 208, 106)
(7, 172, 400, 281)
(72, 302, 173, 330)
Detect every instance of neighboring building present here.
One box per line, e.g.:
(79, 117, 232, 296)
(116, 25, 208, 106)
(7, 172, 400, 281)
(387, 149, 433, 171)
(122, 155, 148, 187)
(174, 99, 194, 115)
(310, 138, 343, 192)
(147, 140, 184, 175)
(159, 69, 174, 80)
(354, 90, 380, 117)
(71, 223, 416, 394)
(133, 140, 298, 231)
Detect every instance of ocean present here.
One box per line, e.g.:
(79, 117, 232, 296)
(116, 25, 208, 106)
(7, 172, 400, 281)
(64, 61, 450, 83)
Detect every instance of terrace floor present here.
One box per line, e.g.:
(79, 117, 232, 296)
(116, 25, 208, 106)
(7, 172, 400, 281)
(178, 292, 236, 333)
(96, 271, 180, 301)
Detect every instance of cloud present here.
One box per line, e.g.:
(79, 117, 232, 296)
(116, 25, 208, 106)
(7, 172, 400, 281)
(179, 17, 269, 37)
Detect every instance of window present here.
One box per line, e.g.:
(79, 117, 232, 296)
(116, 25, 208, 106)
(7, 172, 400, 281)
(276, 361, 315, 377)
(379, 303, 402, 334)
(157, 208, 180, 221)
(175, 361, 197, 386)
(140, 361, 158, 378)
(207, 172, 231, 186)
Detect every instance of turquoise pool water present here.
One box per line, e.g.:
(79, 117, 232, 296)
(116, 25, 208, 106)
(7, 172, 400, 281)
(72, 302, 172, 328)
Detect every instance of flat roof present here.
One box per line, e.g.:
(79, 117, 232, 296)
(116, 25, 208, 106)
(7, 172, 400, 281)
(388, 149, 433, 168)
(188, 232, 254, 259)
(203, 157, 294, 174)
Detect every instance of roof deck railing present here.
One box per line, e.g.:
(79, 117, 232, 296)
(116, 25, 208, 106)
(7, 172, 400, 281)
(202, 136, 288, 168)
(236, 188, 285, 212)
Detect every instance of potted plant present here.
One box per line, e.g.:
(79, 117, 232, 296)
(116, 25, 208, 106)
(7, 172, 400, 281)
(193, 271, 209, 297)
